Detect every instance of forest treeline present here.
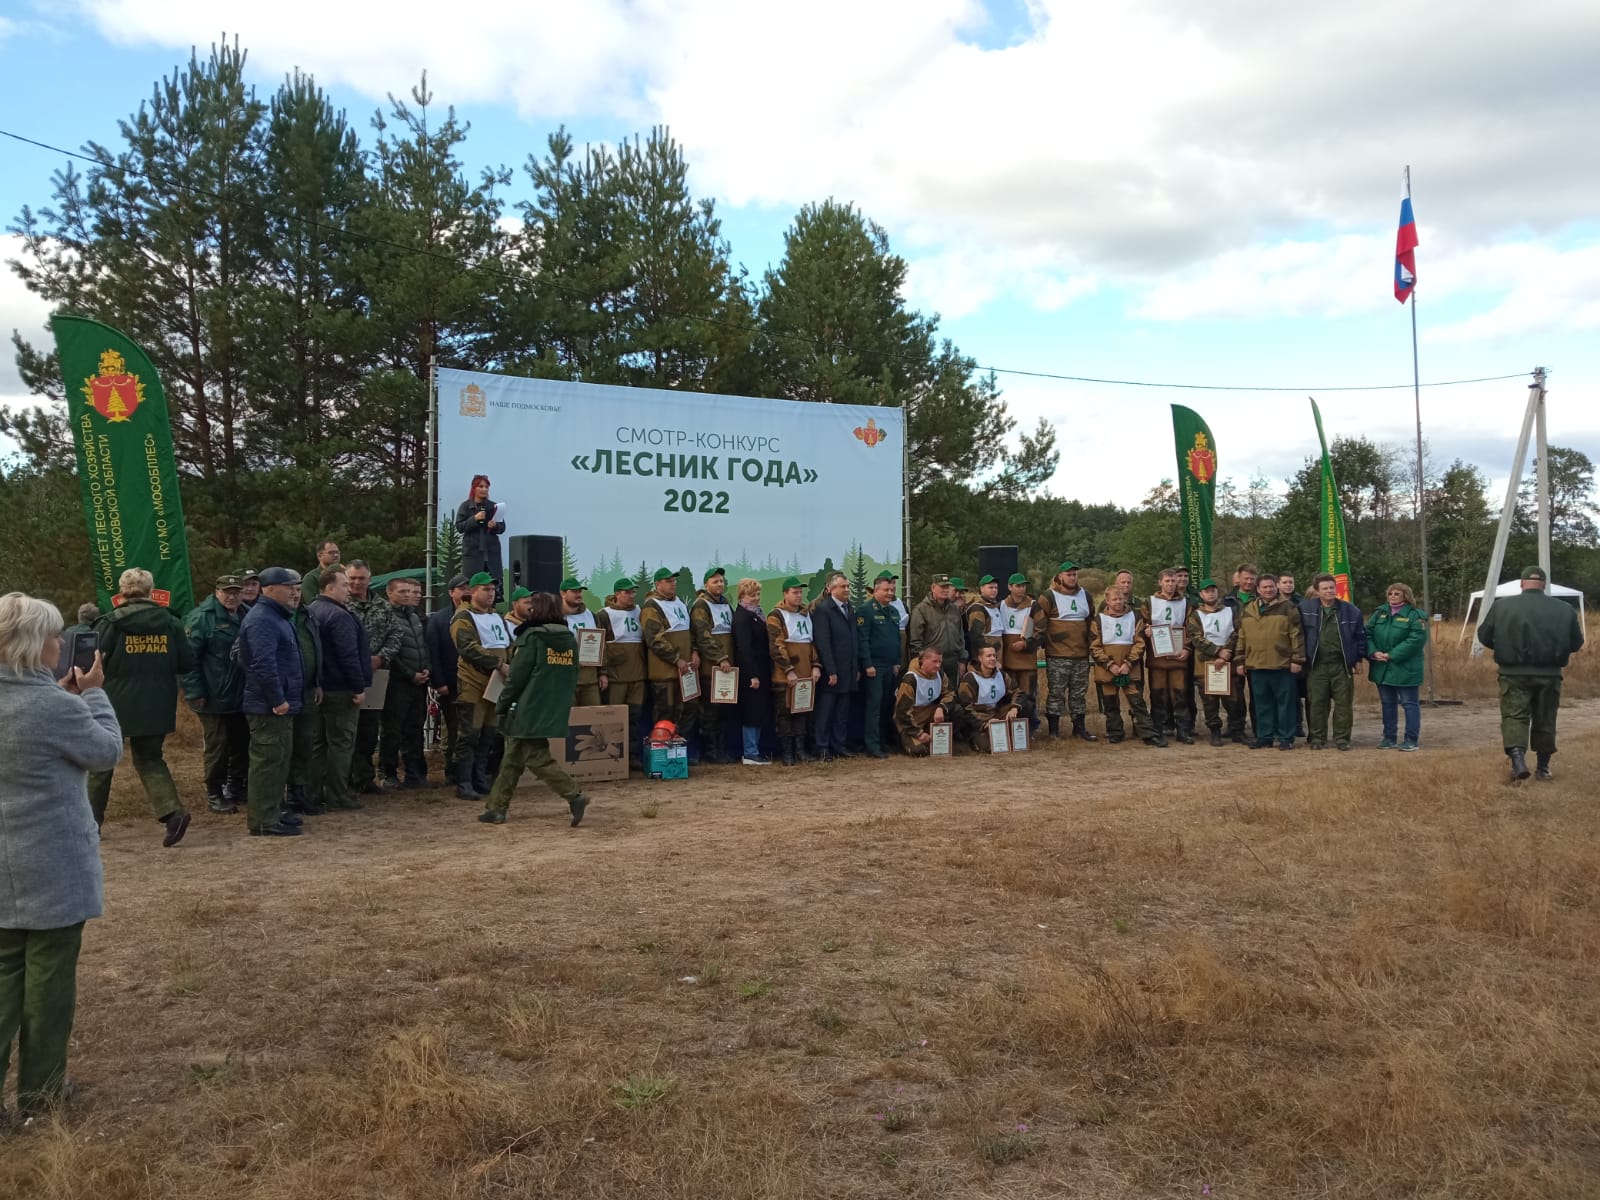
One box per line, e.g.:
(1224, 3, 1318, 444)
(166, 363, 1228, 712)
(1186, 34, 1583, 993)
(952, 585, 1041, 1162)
(2, 38, 1595, 615)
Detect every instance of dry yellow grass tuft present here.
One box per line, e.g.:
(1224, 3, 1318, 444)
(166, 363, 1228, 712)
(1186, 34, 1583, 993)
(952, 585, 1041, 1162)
(3, 699, 1598, 1197)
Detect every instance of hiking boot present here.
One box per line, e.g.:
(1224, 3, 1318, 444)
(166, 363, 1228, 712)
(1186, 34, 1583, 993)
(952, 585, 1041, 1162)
(477, 810, 507, 825)
(1535, 752, 1553, 781)
(1071, 715, 1098, 742)
(780, 737, 797, 766)
(161, 810, 191, 848)
(1508, 747, 1530, 781)
(1208, 730, 1224, 747)
(1045, 714, 1060, 738)
(1175, 727, 1195, 745)
(206, 791, 236, 815)
(249, 822, 301, 837)
(1142, 736, 1168, 748)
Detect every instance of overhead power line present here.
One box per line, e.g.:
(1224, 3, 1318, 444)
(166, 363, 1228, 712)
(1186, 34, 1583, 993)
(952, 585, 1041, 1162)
(0, 126, 1536, 396)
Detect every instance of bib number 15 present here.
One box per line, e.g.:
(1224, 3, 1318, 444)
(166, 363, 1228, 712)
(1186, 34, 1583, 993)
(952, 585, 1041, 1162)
(664, 488, 730, 514)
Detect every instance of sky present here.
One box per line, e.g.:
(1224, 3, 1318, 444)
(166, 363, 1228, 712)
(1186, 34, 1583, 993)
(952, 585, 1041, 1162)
(2, 0, 1598, 512)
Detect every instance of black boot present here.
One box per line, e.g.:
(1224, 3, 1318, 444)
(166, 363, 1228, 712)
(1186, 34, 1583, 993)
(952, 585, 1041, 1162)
(1046, 714, 1061, 738)
(1535, 752, 1553, 781)
(472, 740, 497, 797)
(206, 789, 236, 815)
(1508, 747, 1531, 781)
(797, 737, 817, 763)
(1208, 729, 1224, 747)
(1071, 715, 1098, 742)
(780, 736, 797, 767)
(1175, 723, 1195, 745)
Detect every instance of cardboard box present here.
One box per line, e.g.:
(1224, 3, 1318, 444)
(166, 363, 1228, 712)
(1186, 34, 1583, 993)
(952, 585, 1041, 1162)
(515, 704, 629, 788)
(644, 737, 689, 781)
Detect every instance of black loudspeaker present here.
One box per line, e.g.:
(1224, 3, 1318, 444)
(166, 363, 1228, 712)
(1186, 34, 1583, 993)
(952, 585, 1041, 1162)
(508, 534, 564, 594)
(978, 544, 1020, 584)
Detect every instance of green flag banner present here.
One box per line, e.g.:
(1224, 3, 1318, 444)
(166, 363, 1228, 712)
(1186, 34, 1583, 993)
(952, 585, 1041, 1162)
(53, 315, 194, 615)
(1309, 397, 1353, 601)
(1170, 404, 1216, 587)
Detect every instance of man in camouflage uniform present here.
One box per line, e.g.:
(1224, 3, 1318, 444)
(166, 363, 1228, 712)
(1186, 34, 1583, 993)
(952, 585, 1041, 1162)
(965, 574, 1005, 666)
(344, 561, 390, 795)
(374, 577, 436, 789)
(1032, 561, 1097, 741)
(450, 572, 513, 798)
(768, 576, 821, 765)
(998, 572, 1041, 722)
(1090, 589, 1165, 747)
(1187, 578, 1246, 745)
(561, 578, 608, 708)
(690, 566, 736, 763)
(1143, 568, 1195, 743)
(956, 645, 1032, 752)
(893, 647, 957, 756)
(641, 567, 700, 754)
(600, 578, 648, 768)
(182, 574, 248, 814)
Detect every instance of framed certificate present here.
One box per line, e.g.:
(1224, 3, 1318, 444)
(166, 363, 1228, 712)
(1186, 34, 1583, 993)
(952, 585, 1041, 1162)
(361, 668, 390, 711)
(1150, 625, 1178, 656)
(1009, 718, 1029, 751)
(1205, 661, 1232, 696)
(576, 627, 604, 667)
(928, 722, 954, 757)
(711, 665, 739, 704)
(790, 679, 815, 714)
(987, 721, 1010, 754)
(679, 667, 701, 702)
(483, 669, 506, 703)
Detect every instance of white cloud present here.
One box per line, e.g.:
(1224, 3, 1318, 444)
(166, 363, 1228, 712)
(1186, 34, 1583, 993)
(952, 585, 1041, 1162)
(0, 234, 54, 397)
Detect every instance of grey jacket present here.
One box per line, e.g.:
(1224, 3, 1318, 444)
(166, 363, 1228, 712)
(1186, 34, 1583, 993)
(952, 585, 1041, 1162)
(0, 672, 122, 929)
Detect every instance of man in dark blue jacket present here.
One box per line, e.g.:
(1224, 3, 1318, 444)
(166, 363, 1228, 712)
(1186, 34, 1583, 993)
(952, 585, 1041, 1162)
(812, 571, 859, 761)
(239, 567, 306, 836)
(308, 566, 373, 811)
(1299, 573, 1368, 750)
(426, 574, 471, 784)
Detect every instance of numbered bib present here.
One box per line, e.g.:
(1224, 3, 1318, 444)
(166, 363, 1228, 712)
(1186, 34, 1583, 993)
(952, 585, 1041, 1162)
(908, 670, 942, 706)
(1097, 613, 1134, 645)
(983, 605, 1005, 636)
(1200, 607, 1235, 648)
(470, 612, 511, 649)
(1001, 602, 1030, 633)
(604, 607, 643, 643)
(1149, 595, 1187, 628)
(1051, 589, 1088, 621)
(653, 598, 691, 633)
(889, 598, 909, 630)
(704, 600, 733, 635)
(777, 608, 813, 644)
(968, 670, 1005, 707)
(565, 610, 597, 631)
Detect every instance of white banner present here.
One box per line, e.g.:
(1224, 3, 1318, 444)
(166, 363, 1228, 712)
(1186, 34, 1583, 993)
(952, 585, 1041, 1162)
(438, 369, 903, 595)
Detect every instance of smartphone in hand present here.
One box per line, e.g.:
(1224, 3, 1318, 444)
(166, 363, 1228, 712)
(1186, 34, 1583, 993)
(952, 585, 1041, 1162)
(56, 631, 99, 679)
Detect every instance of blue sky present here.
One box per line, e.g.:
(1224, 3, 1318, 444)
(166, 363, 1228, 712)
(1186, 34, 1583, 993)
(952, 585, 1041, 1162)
(3, 0, 1598, 510)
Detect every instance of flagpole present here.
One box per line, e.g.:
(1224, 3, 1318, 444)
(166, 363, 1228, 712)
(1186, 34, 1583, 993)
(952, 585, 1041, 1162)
(1406, 165, 1436, 703)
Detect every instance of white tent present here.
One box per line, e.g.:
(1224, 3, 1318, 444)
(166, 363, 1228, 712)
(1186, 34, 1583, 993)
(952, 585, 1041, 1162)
(1458, 580, 1586, 643)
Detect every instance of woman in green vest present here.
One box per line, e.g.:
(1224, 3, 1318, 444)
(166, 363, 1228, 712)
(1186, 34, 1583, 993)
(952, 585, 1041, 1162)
(478, 593, 589, 826)
(1366, 581, 1429, 751)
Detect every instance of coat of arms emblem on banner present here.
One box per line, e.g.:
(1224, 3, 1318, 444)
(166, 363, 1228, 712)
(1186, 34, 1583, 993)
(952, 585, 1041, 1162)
(459, 383, 486, 417)
(1185, 432, 1216, 484)
(84, 349, 144, 423)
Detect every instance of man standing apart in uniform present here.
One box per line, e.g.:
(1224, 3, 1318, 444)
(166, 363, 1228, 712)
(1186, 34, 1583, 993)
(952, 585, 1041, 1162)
(1234, 572, 1304, 751)
(855, 573, 902, 759)
(307, 566, 370, 811)
(183, 574, 248, 814)
(300, 540, 340, 607)
(909, 573, 966, 692)
(812, 571, 859, 762)
(601, 579, 647, 766)
(689, 568, 734, 763)
(89, 567, 196, 845)
(1475, 566, 1585, 781)
(450, 573, 512, 798)
(1298, 573, 1367, 751)
(1187, 579, 1245, 745)
(641, 567, 699, 755)
(1033, 561, 1097, 741)
(427, 573, 471, 784)
(238, 568, 306, 837)
(768, 576, 821, 765)
(1090, 589, 1165, 747)
(561, 578, 608, 708)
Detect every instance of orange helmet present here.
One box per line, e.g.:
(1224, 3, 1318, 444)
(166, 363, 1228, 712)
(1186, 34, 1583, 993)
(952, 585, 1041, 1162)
(650, 720, 677, 744)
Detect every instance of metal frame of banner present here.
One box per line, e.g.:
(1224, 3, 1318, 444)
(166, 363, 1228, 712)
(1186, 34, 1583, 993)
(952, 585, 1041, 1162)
(902, 397, 912, 591)
(424, 356, 438, 611)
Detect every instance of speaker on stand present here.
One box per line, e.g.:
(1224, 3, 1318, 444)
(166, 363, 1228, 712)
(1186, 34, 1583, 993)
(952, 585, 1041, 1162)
(977, 544, 1020, 585)
(508, 534, 565, 595)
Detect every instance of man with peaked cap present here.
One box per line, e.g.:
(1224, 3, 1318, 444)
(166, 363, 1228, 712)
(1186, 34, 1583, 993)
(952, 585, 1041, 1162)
(998, 572, 1041, 720)
(909, 573, 966, 691)
(1187, 578, 1246, 745)
(449, 572, 512, 798)
(1472, 565, 1584, 781)
(237, 568, 261, 611)
(426, 572, 472, 784)
(1032, 560, 1097, 741)
(641, 566, 700, 757)
(957, 644, 1031, 752)
(965, 574, 1006, 666)
(690, 566, 736, 763)
(1089, 587, 1166, 747)
(856, 571, 902, 759)
(768, 576, 821, 765)
(183, 573, 249, 814)
(560, 577, 608, 708)
(601, 577, 648, 767)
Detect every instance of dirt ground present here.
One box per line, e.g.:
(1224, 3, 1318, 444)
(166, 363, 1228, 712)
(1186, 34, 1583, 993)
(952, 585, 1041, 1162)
(6, 696, 1600, 1199)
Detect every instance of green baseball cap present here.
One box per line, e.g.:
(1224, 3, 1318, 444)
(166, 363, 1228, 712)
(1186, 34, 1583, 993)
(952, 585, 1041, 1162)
(948, 576, 967, 590)
(1056, 561, 1078, 573)
(1007, 572, 1027, 586)
(874, 569, 898, 581)
(978, 574, 996, 586)
(781, 576, 803, 590)
(613, 577, 637, 592)
(468, 572, 495, 587)
(1521, 565, 1548, 582)
(509, 587, 532, 601)
(703, 566, 726, 582)
(1198, 578, 1219, 591)
(559, 577, 584, 592)
(652, 567, 675, 582)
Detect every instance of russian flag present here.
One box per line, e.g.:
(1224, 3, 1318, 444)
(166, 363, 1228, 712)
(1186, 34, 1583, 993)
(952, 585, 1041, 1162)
(1394, 184, 1418, 303)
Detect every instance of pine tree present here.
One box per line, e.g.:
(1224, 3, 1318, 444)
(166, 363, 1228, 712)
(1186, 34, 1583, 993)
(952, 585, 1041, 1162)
(634, 561, 650, 595)
(848, 540, 870, 604)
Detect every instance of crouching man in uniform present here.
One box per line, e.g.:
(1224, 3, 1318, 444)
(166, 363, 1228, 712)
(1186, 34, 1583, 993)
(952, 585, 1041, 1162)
(894, 647, 958, 757)
(957, 645, 1031, 752)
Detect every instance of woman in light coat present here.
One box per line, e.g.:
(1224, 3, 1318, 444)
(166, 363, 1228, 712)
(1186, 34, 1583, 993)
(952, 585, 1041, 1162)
(0, 592, 123, 1122)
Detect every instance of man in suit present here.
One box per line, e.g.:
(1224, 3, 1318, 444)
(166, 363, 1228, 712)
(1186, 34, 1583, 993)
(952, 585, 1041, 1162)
(811, 571, 859, 761)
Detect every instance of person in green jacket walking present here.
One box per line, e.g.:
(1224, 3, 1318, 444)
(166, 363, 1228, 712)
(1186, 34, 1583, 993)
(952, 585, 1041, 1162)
(1366, 581, 1429, 751)
(1475, 566, 1586, 781)
(88, 567, 196, 845)
(182, 575, 249, 814)
(478, 593, 589, 826)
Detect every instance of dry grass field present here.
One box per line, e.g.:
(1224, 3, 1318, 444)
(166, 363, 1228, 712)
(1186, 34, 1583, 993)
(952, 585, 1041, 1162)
(4, 639, 1599, 1199)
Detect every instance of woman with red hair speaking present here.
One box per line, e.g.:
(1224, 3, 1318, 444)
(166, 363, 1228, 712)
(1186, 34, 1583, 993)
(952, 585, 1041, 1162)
(456, 475, 507, 593)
